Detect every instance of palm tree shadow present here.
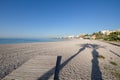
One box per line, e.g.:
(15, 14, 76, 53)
(37, 43, 104, 80)
(109, 50, 120, 57)
(89, 44, 103, 80)
(37, 44, 88, 80)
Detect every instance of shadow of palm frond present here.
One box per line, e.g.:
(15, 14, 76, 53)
(89, 44, 103, 80)
(38, 43, 105, 80)
(80, 43, 104, 80)
(37, 44, 88, 80)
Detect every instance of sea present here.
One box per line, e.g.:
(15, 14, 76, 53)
(0, 38, 66, 44)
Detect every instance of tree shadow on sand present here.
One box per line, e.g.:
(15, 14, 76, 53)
(109, 50, 120, 58)
(37, 43, 105, 80)
(90, 44, 103, 80)
(79, 44, 104, 80)
(37, 44, 88, 80)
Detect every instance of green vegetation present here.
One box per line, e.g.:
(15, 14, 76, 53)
(103, 61, 120, 79)
(110, 61, 118, 66)
(107, 32, 120, 41)
(111, 72, 120, 78)
(97, 55, 105, 59)
(78, 34, 91, 39)
(104, 66, 108, 70)
(92, 31, 120, 41)
(104, 66, 120, 79)
(92, 31, 103, 39)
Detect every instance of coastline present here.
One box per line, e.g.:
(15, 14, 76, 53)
(0, 39, 120, 80)
(0, 38, 67, 44)
(0, 39, 78, 79)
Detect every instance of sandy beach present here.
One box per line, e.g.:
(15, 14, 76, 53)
(0, 39, 120, 80)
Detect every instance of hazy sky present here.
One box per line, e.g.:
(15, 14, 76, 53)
(0, 0, 120, 38)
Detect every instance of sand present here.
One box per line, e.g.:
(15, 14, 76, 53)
(0, 39, 120, 80)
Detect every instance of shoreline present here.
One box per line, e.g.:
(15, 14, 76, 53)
(0, 39, 79, 79)
(0, 39, 120, 80)
(0, 38, 69, 45)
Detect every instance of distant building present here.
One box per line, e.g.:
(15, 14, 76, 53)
(101, 30, 110, 35)
(115, 29, 120, 32)
(101, 30, 115, 35)
(101, 29, 120, 35)
(68, 35, 75, 39)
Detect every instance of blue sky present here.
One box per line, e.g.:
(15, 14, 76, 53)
(0, 0, 120, 38)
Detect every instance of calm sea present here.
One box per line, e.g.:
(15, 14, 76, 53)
(0, 38, 65, 44)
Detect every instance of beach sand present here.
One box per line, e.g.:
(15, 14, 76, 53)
(0, 39, 120, 80)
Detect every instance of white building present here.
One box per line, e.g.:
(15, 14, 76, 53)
(68, 35, 75, 39)
(101, 30, 110, 35)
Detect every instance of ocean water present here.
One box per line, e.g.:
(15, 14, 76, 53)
(0, 38, 65, 44)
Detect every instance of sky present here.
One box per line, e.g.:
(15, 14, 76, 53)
(0, 0, 120, 38)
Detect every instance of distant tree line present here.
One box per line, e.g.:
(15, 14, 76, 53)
(92, 31, 120, 41)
